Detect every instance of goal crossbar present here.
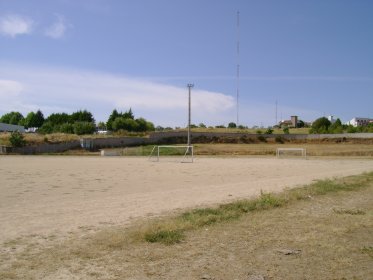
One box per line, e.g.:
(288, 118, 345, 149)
(148, 145, 194, 163)
(276, 148, 307, 158)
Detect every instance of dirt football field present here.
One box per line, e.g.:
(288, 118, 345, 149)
(1, 155, 373, 244)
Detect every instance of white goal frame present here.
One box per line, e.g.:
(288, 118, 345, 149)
(276, 148, 307, 159)
(148, 145, 194, 163)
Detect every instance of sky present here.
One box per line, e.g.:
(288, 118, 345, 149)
(0, 0, 372, 127)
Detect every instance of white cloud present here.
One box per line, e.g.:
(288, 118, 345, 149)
(0, 64, 235, 126)
(0, 80, 23, 96)
(45, 15, 69, 39)
(0, 14, 33, 37)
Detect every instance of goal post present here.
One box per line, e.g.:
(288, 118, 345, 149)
(276, 148, 307, 159)
(148, 145, 194, 163)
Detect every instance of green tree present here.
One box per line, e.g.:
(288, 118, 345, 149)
(123, 108, 134, 120)
(24, 110, 44, 128)
(283, 127, 290, 134)
(73, 122, 96, 135)
(228, 122, 237, 128)
(146, 121, 155, 131)
(70, 110, 94, 123)
(60, 123, 74, 134)
(38, 121, 54, 134)
(46, 113, 70, 126)
(0, 111, 24, 125)
(135, 118, 148, 132)
(112, 117, 139, 131)
(329, 119, 343, 133)
(107, 109, 120, 131)
(310, 117, 331, 134)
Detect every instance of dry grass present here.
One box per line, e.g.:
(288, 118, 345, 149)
(0, 132, 79, 146)
(194, 143, 373, 157)
(187, 127, 310, 134)
(1, 172, 373, 279)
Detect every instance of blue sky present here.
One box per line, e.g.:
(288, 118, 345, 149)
(0, 0, 372, 127)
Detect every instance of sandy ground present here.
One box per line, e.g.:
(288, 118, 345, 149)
(1, 156, 373, 244)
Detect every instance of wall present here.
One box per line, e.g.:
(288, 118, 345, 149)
(2, 132, 373, 155)
(9, 141, 81, 154)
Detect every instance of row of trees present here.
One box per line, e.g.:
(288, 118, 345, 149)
(0, 110, 45, 128)
(310, 117, 373, 134)
(106, 109, 155, 132)
(0, 108, 155, 135)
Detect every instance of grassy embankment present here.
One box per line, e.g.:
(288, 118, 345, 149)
(0, 127, 309, 146)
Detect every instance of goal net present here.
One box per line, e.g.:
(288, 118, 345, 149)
(148, 145, 194, 163)
(276, 148, 307, 159)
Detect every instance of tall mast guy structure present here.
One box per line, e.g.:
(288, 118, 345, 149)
(236, 11, 240, 126)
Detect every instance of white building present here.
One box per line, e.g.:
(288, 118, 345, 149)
(0, 122, 25, 132)
(347, 117, 373, 127)
(327, 116, 337, 124)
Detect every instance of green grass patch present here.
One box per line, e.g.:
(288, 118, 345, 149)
(141, 171, 373, 245)
(361, 246, 373, 259)
(144, 229, 184, 245)
(333, 208, 366, 215)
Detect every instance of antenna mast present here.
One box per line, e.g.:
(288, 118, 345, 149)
(236, 11, 240, 126)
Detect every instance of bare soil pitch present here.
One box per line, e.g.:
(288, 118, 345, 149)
(1, 156, 373, 244)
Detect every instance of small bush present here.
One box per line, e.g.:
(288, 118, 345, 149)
(265, 128, 273, 134)
(73, 122, 96, 135)
(275, 136, 284, 144)
(9, 131, 26, 147)
(257, 135, 266, 142)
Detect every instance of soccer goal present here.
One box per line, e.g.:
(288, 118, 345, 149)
(148, 145, 194, 163)
(276, 147, 307, 159)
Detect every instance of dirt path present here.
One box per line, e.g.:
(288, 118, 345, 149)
(1, 156, 373, 243)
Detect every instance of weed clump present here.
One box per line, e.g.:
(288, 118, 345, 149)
(144, 229, 184, 245)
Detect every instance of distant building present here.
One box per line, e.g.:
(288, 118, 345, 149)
(347, 117, 373, 127)
(279, 116, 298, 128)
(0, 123, 25, 133)
(327, 116, 337, 124)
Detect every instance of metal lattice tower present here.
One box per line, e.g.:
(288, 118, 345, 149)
(236, 11, 240, 126)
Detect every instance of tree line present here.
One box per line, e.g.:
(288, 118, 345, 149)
(0, 109, 154, 135)
(310, 117, 373, 134)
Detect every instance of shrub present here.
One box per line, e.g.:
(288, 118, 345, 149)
(275, 136, 284, 143)
(9, 131, 26, 147)
(60, 123, 74, 134)
(73, 122, 96, 135)
(38, 121, 54, 134)
(265, 128, 273, 134)
(257, 135, 266, 142)
(283, 127, 290, 134)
